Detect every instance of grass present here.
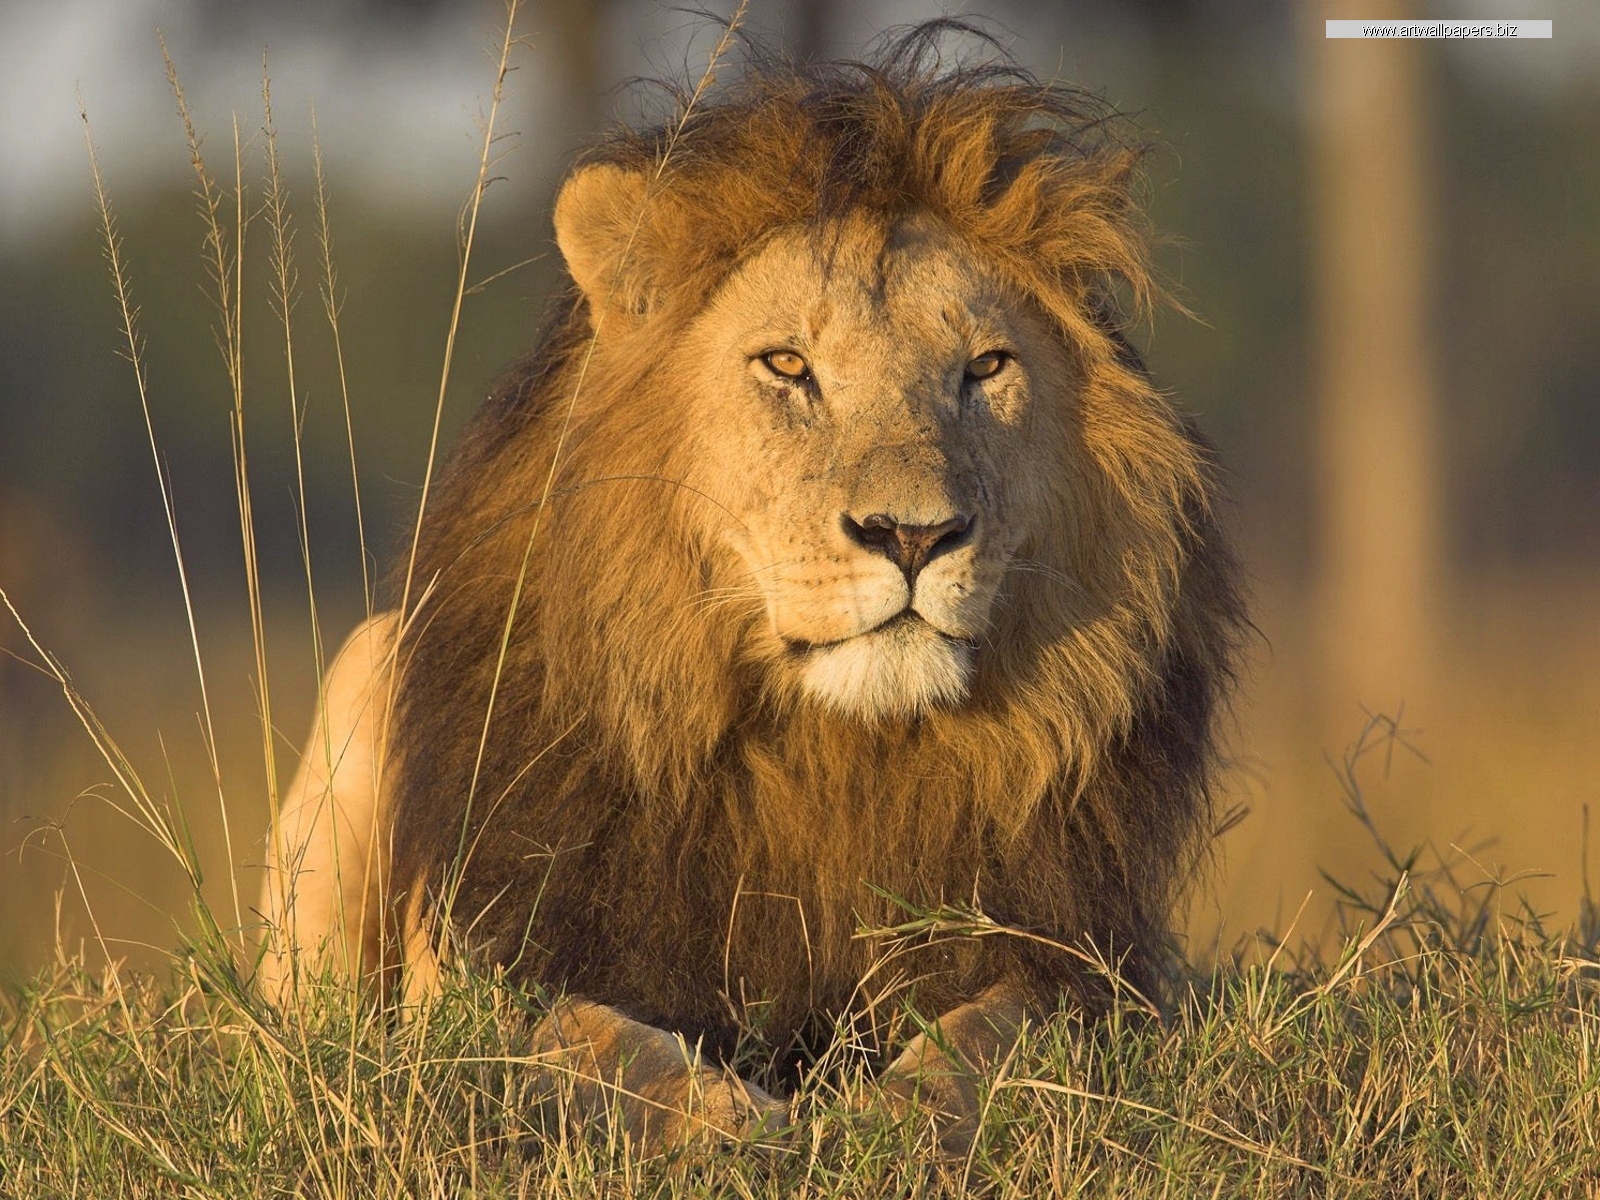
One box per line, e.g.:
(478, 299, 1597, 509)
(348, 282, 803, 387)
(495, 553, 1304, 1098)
(3, 845, 1599, 1197)
(5, 704, 1600, 1197)
(5, 6, 1600, 1197)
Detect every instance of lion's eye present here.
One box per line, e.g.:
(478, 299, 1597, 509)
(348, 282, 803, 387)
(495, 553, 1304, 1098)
(965, 351, 1008, 381)
(762, 350, 810, 380)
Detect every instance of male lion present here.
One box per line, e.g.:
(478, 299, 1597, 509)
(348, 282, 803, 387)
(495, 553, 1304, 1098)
(260, 27, 1244, 1154)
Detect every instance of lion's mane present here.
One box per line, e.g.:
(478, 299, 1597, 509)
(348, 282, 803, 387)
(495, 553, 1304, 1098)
(389, 24, 1245, 1057)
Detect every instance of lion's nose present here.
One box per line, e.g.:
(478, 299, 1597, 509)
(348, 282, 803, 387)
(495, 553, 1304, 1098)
(842, 511, 973, 582)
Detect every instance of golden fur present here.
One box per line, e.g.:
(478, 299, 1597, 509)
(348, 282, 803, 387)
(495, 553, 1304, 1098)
(262, 25, 1245, 1152)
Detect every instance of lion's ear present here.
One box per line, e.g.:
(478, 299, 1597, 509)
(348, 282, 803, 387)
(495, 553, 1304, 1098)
(554, 162, 656, 322)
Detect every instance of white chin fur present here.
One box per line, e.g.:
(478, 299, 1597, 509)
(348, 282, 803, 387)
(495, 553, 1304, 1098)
(798, 620, 974, 720)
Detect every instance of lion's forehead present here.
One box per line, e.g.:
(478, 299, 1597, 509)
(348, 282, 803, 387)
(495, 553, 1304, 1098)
(716, 217, 1022, 371)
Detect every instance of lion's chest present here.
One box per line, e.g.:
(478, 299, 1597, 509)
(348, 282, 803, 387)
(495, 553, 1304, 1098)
(514, 759, 997, 1045)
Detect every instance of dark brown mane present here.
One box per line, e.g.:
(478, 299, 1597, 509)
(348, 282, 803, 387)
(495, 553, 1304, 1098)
(387, 23, 1245, 1061)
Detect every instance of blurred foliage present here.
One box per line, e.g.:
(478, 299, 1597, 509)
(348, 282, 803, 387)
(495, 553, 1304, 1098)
(1, 9, 1596, 597)
(0, 191, 560, 609)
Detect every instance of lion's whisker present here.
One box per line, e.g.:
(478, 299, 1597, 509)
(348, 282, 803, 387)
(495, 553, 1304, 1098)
(1009, 558, 1086, 596)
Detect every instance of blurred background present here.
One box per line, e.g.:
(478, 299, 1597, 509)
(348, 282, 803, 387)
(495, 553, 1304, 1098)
(1, 0, 1596, 980)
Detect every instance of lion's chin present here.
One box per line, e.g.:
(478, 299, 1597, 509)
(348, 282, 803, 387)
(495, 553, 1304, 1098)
(795, 617, 974, 721)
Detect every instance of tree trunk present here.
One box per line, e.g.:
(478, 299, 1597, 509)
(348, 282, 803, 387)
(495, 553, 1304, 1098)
(1308, 1, 1441, 750)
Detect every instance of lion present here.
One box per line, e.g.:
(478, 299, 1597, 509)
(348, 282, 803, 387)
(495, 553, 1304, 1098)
(259, 26, 1245, 1155)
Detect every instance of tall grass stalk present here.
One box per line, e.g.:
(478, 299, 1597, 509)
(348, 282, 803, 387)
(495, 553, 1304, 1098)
(77, 90, 236, 945)
(162, 39, 272, 958)
(392, 1, 524, 632)
(310, 111, 373, 624)
(261, 57, 329, 740)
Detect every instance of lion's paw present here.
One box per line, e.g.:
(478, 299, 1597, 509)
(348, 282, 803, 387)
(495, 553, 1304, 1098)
(875, 1042, 984, 1157)
(530, 999, 791, 1157)
(661, 1067, 792, 1152)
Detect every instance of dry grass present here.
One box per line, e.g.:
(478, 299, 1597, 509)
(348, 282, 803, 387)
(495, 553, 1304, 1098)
(3, 837, 1599, 1198)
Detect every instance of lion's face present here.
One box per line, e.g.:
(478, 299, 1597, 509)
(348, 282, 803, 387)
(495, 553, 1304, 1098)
(667, 215, 1076, 721)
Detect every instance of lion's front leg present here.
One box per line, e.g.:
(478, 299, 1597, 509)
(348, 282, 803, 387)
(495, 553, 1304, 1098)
(530, 999, 789, 1154)
(877, 982, 1028, 1154)
(259, 613, 400, 1004)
